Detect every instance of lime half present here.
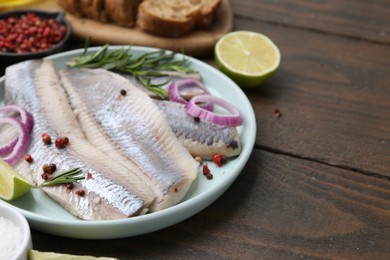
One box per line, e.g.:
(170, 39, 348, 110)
(0, 159, 32, 201)
(215, 31, 281, 88)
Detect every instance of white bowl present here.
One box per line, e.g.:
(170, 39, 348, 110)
(0, 203, 32, 260)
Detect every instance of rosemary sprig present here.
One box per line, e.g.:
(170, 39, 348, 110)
(40, 167, 85, 187)
(66, 44, 198, 99)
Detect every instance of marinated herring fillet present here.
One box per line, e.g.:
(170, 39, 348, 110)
(4, 60, 155, 220)
(154, 100, 241, 160)
(108, 74, 241, 158)
(59, 68, 199, 212)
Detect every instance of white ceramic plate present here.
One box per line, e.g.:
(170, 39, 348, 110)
(0, 46, 256, 239)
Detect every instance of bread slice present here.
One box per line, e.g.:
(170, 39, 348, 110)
(59, 0, 141, 28)
(58, 0, 84, 17)
(104, 0, 141, 28)
(197, 0, 221, 28)
(79, 0, 107, 22)
(136, 0, 203, 37)
(59, 0, 105, 21)
(60, 0, 222, 36)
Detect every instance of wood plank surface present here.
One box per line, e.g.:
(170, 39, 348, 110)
(30, 149, 390, 259)
(231, 0, 390, 44)
(230, 18, 390, 176)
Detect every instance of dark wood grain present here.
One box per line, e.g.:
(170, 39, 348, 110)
(231, 0, 390, 44)
(228, 18, 390, 177)
(30, 150, 390, 259)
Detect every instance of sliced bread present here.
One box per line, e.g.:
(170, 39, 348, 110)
(197, 0, 222, 28)
(104, 0, 141, 28)
(79, 0, 107, 22)
(58, 0, 84, 17)
(59, 0, 141, 28)
(136, 0, 203, 37)
(136, 0, 222, 37)
(59, 0, 222, 35)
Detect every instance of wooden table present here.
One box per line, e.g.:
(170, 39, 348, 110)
(2, 0, 390, 259)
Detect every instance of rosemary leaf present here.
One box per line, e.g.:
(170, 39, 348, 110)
(66, 44, 198, 98)
(40, 167, 85, 187)
(147, 86, 170, 99)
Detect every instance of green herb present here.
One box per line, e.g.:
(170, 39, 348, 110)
(66, 44, 198, 99)
(40, 167, 85, 187)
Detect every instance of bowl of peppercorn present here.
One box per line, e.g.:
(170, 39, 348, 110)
(0, 9, 72, 72)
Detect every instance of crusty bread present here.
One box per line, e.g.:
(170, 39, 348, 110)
(58, 0, 84, 17)
(104, 0, 141, 28)
(59, 0, 140, 28)
(58, 0, 222, 35)
(136, 0, 203, 37)
(197, 0, 222, 28)
(136, 0, 221, 37)
(79, 0, 107, 22)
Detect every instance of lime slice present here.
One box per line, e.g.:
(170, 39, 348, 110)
(215, 31, 281, 88)
(29, 250, 119, 260)
(0, 159, 32, 201)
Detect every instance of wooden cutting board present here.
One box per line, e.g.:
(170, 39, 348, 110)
(3, 0, 234, 56)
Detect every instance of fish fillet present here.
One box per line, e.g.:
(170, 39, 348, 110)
(4, 60, 155, 220)
(59, 68, 199, 211)
(154, 100, 241, 160)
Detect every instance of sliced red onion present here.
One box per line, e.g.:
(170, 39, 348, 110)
(0, 105, 33, 159)
(185, 95, 243, 127)
(0, 117, 30, 165)
(168, 79, 214, 111)
(0, 138, 18, 157)
(0, 105, 34, 133)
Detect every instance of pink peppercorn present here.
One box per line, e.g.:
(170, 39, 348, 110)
(0, 12, 67, 54)
(75, 189, 85, 197)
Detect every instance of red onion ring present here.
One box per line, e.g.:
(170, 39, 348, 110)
(0, 105, 33, 133)
(185, 95, 243, 127)
(168, 79, 214, 111)
(0, 105, 33, 160)
(0, 138, 18, 157)
(0, 117, 30, 165)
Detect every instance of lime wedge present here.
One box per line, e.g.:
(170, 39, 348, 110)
(0, 159, 32, 201)
(29, 250, 119, 260)
(215, 31, 281, 87)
